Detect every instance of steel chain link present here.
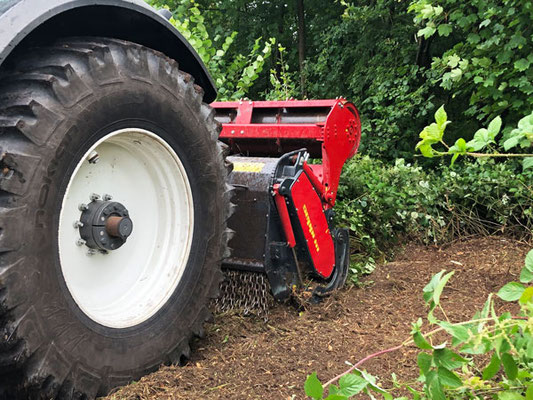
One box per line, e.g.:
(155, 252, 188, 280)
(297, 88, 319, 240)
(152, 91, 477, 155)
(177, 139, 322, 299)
(214, 270, 272, 319)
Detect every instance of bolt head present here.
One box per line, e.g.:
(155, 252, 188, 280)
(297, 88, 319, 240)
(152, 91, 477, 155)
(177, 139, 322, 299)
(90, 193, 101, 201)
(78, 203, 88, 211)
(103, 194, 113, 201)
(73, 220, 84, 228)
(86, 249, 97, 256)
(88, 151, 100, 164)
(76, 239, 86, 246)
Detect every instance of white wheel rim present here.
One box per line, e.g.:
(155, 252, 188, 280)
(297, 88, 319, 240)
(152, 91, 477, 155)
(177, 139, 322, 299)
(58, 128, 194, 329)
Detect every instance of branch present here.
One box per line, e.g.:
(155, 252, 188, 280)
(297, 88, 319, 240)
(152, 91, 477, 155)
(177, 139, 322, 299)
(323, 344, 404, 388)
(323, 316, 528, 389)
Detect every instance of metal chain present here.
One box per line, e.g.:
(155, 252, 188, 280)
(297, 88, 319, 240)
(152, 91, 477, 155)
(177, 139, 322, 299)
(214, 270, 273, 319)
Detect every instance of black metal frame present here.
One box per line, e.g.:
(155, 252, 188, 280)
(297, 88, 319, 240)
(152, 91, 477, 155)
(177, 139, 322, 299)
(223, 151, 350, 301)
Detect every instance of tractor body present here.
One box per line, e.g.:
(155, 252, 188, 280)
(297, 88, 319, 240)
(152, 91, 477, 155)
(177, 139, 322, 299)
(0, 1, 361, 397)
(0, 0, 216, 101)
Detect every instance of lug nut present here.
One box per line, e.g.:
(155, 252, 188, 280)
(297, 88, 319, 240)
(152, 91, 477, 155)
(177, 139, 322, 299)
(88, 151, 100, 164)
(78, 203, 88, 211)
(103, 194, 113, 201)
(86, 249, 97, 256)
(73, 220, 84, 228)
(76, 239, 86, 246)
(90, 193, 101, 201)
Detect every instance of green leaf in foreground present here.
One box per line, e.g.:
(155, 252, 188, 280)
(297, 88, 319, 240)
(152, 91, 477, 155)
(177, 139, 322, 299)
(305, 372, 324, 399)
(482, 352, 500, 380)
(413, 331, 433, 350)
(501, 352, 518, 380)
(437, 367, 462, 388)
(498, 392, 526, 400)
(337, 374, 368, 396)
(497, 282, 525, 302)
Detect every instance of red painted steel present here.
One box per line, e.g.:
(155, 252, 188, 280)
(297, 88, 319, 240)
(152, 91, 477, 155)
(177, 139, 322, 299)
(290, 172, 335, 278)
(273, 184, 296, 248)
(211, 99, 361, 208)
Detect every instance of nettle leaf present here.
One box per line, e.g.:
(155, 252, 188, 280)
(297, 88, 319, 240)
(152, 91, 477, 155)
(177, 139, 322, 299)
(305, 373, 324, 399)
(427, 370, 446, 400)
(413, 331, 433, 350)
(501, 353, 518, 380)
(437, 322, 470, 344)
(417, 352, 432, 375)
(482, 352, 501, 380)
(523, 157, 533, 171)
(437, 367, 462, 388)
(497, 282, 525, 302)
(433, 348, 467, 370)
(337, 374, 368, 396)
(504, 134, 523, 151)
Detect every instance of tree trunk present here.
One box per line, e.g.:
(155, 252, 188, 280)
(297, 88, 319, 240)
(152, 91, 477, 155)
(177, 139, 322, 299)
(296, 0, 306, 96)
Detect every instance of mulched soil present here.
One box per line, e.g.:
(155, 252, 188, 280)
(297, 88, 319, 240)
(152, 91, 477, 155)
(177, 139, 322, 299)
(103, 236, 530, 400)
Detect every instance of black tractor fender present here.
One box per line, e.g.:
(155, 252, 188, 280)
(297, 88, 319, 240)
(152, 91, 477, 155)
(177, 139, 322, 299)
(0, 0, 217, 102)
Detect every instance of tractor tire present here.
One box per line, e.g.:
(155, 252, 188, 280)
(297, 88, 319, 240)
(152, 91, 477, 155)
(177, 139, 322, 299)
(0, 38, 231, 399)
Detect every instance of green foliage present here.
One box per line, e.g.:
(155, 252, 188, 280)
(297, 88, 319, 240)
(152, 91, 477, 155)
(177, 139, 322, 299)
(416, 106, 533, 170)
(410, 0, 533, 125)
(305, 252, 533, 399)
(149, 0, 274, 100)
(263, 44, 299, 100)
(336, 156, 532, 283)
(306, 1, 432, 159)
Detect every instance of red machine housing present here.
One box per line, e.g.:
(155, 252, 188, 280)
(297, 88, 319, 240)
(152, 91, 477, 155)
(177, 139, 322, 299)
(213, 99, 361, 208)
(212, 99, 361, 297)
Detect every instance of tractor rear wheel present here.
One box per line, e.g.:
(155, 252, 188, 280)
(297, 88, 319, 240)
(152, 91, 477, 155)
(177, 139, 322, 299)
(0, 38, 230, 398)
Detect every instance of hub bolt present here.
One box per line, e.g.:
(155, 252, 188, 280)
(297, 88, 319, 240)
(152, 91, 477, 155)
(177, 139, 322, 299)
(73, 220, 84, 229)
(78, 203, 88, 211)
(103, 194, 113, 201)
(76, 239, 86, 246)
(90, 193, 101, 201)
(86, 249, 97, 256)
(88, 151, 100, 164)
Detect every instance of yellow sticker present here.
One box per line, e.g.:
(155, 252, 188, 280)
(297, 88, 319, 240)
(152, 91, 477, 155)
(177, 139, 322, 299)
(233, 162, 265, 173)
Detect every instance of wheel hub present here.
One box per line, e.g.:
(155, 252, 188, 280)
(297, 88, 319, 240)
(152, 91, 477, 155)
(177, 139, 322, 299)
(78, 195, 133, 252)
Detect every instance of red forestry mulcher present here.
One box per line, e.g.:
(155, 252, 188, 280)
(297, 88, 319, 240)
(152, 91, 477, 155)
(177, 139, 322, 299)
(0, 1, 361, 398)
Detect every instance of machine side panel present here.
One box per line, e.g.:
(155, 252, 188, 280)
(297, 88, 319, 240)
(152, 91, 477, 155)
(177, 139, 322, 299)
(223, 157, 276, 270)
(289, 172, 335, 278)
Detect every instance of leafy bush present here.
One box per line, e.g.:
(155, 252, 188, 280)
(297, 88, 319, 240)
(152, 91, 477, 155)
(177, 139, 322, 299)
(336, 156, 533, 282)
(305, 250, 533, 399)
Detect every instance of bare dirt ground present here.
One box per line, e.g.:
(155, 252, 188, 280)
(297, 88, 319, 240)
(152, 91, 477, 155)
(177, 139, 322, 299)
(103, 236, 529, 400)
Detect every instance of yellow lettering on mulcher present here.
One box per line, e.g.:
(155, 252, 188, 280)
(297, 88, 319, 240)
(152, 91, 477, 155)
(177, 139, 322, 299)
(303, 204, 320, 253)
